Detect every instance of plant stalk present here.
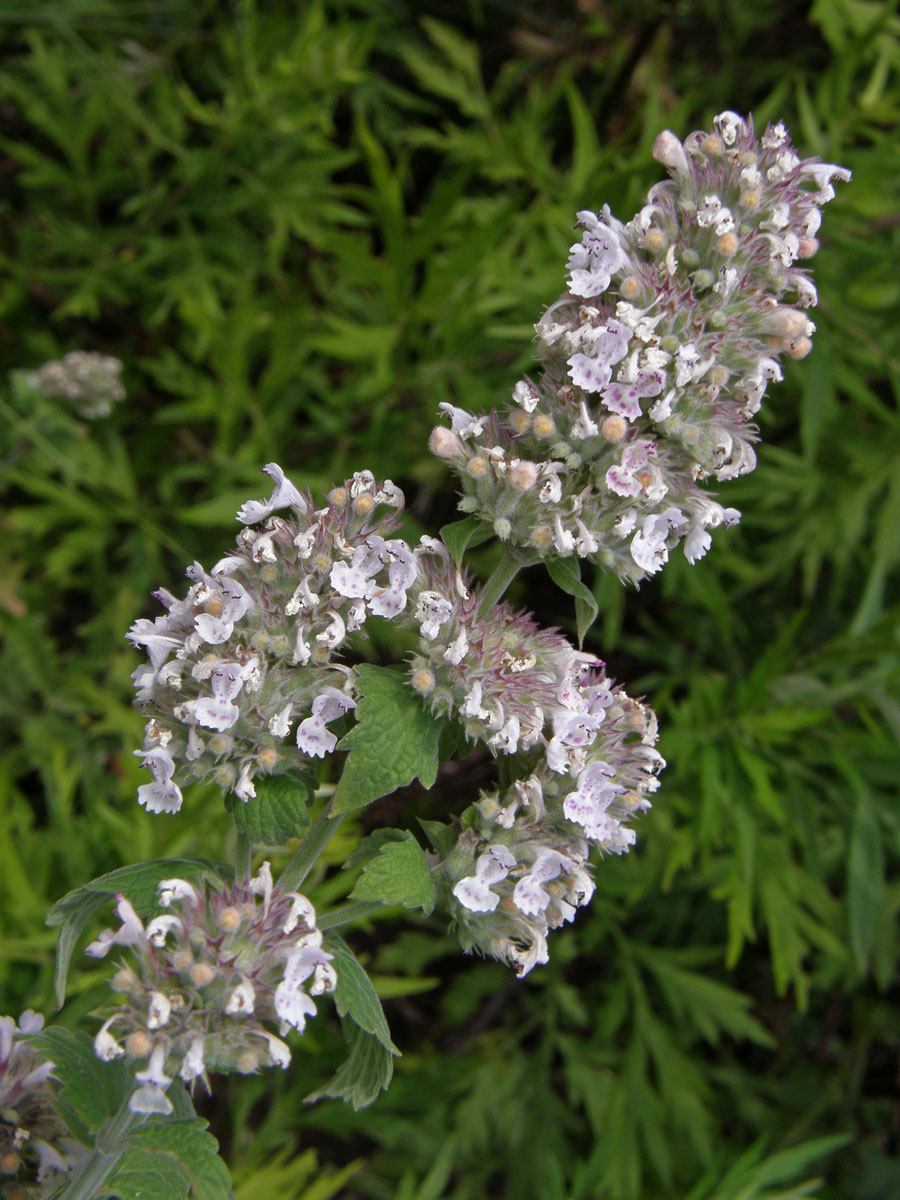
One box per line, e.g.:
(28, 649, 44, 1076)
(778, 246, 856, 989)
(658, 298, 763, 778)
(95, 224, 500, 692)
(276, 801, 344, 894)
(476, 546, 538, 618)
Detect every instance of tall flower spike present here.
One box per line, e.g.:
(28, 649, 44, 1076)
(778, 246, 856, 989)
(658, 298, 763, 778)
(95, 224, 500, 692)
(1, 1010, 80, 1192)
(429, 114, 848, 584)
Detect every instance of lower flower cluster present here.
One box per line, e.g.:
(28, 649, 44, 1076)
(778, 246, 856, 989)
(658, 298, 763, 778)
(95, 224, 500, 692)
(1, 1011, 77, 1193)
(87, 866, 336, 1114)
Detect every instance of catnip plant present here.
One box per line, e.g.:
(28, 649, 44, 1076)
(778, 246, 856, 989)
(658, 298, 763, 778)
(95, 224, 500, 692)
(4, 112, 847, 1199)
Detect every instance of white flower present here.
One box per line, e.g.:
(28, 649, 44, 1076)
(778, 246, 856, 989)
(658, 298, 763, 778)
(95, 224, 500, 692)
(179, 1035, 206, 1082)
(260, 1032, 291, 1069)
(452, 845, 516, 913)
(225, 976, 256, 1016)
(131, 1044, 173, 1115)
(567, 211, 626, 297)
(415, 591, 453, 641)
(94, 1017, 125, 1061)
(157, 878, 199, 907)
(146, 914, 182, 947)
(85, 895, 146, 957)
(147, 991, 171, 1029)
(236, 463, 307, 525)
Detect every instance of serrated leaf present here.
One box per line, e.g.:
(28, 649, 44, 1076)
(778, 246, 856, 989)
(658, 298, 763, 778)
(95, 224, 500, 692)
(47, 858, 230, 1006)
(343, 828, 408, 871)
(439, 515, 492, 566)
(349, 830, 436, 915)
(107, 1114, 233, 1200)
(225, 774, 312, 845)
(326, 934, 398, 1053)
(332, 665, 442, 815)
(417, 817, 457, 858)
(30, 1027, 130, 1143)
(847, 792, 885, 971)
(546, 556, 598, 646)
(305, 1021, 394, 1111)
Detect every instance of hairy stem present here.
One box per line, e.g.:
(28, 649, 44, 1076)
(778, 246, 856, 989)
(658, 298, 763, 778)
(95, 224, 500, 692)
(235, 829, 252, 881)
(276, 801, 344, 894)
(318, 899, 384, 930)
(477, 546, 538, 618)
(56, 1102, 139, 1200)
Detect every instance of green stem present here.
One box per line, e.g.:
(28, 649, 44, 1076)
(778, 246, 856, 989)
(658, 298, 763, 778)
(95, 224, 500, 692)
(235, 829, 252, 882)
(276, 801, 344, 894)
(477, 546, 538, 618)
(318, 899, 384, 931)
(56, 1101, 139, 1200)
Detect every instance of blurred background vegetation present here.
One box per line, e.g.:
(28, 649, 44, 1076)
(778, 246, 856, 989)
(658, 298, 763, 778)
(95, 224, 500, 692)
(1, 0, 898, 1197)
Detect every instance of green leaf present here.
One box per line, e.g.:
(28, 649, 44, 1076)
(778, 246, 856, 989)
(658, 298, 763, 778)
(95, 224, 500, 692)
(332, 665, 442, 815)
(439, 515, 492, 566)
(47, 858, 229, 1006)
(326, 933, 398, 1053)
(417, 817, 457, 858)
(847, 792, 886, 971)
(305, 1021, 394, 1111)
(30, 1027, 130, 1143)
(343, 828, 408, 870)
(107, 1114, 233, 1200)
(546, 556, 599, 646)
(349, 830, 436, 915)
(225, 774, 312, 845)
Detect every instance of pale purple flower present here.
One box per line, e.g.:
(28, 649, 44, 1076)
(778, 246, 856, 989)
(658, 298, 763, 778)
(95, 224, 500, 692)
(567, 211, 626, 297)
(130, 1044, 173, 1115)
(134, 745, 184, 814)
(236, 462, 307, 525)
(85, 895, 145, 957)
(567, 352, 612, 393)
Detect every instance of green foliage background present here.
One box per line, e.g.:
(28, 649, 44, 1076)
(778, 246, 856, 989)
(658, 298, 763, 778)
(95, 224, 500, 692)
(1, 0, 898, 1196)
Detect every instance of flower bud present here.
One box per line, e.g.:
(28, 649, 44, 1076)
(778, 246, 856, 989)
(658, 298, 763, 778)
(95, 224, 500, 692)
(411, 668, 436, 695)
(602, 416, 627, 443)
(643, 228, 666, 255)
(652, 130, 690, 175)
(509, 461, 539, 492)
(429, 426, 463, 459)
(125, 1030, 152, 1059)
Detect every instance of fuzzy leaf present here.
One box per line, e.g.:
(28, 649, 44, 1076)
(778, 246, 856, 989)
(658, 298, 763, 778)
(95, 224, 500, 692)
(305, 1021, 394, 1111)
(326, 933, 398, 1053)
(106, 1115, 232, 1200)
(47, 858, 229, 1006)
(30, 1027, 130, 1143)
(546, 556, 599, 646)
(349, 830, 436, 914)
(439, 515, 492, 565)
(332, 665, 441, 814)
(417, 817, 457, 858)
(225, 774, 312, 844)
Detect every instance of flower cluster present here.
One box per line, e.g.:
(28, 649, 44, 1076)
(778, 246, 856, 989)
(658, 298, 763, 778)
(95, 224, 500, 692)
(429, 113, 849, 584)
(27, 350, 125, 419)
(406, 558, 661, 972)
(1, 1011, 77, 1193)
(129, 464, 437, 811)
(87, 865, 336, 1115)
